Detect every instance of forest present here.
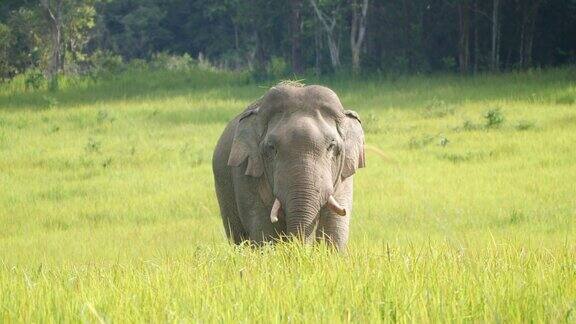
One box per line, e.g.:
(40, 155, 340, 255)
(1, 0, 575, 83)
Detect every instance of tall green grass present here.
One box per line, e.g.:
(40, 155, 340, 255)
(1, 67, 575, 322)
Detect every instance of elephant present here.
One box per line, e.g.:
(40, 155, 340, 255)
(212, 84, 365, 251)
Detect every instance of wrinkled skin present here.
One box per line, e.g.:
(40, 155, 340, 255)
(212, 85, 365, 251)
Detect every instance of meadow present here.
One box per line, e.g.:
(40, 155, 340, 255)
(0, 67, 575, 322)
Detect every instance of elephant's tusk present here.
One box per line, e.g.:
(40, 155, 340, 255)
(270, 198, 282, 223)
(326, 195, 346, 216)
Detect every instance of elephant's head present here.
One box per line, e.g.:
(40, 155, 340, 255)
(228, 85, 365, 241)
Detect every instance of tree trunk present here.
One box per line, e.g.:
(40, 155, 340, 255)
(473, 0, 479, 74)
(41, 0, 63, 80)
(525, 24, 535, 67)
(315, 20, 322, 75)
(254, 31, 268, 76)
(519, 0, 542, 69)
(289, 0, 304, 74)
(326, 36, 341, 68)
(457, 0, 470, 74)
(350, 0, 369, 74)
(490, 0, 500, 72)
(519, 16, 526, 68)
(309, 0, 341, 69)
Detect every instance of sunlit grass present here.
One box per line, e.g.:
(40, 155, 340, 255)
(1, 67, 575, 322)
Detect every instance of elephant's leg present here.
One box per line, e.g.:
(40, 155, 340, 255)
(220, 202, 247, 245)
(233, 169, 283, 245)
(316, 177, 353, 251)
(214, 172, 247, 244)
(242, 205, 284, 245)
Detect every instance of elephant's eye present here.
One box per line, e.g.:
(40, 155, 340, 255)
(328, 140, 338, 153)
(264, 142, 277, 158)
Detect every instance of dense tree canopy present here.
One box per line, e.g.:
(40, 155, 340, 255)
(1, 0, 575, 81)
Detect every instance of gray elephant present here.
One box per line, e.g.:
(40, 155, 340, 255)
(212, 84, 365, 250)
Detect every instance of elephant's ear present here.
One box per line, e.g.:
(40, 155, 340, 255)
(228, 107, 264, 177)
(341, 109, 366, 179)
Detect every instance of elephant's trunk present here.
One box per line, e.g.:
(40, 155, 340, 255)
(278, 163, 323, 240)
(284, 193, 322, 240)
(273, 156, 346, 240)
(271, 195, 345, 223)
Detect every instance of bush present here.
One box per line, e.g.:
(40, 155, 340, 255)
(269, 57, 288, 79)
(423, 98, 455, 118)
(484, 108, 505, 128)
(24, 69, 46, 90)
(88, 50, 125, 76)
(556, 95, 575, 105)
(151, 52, 196, 71)
(250, 56, 289, 82)
(0, 23, 14, 80)
(515, 120, 536, 131)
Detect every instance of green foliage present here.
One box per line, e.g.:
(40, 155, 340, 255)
(484, 108, 505, 128)
(268, 57, 288, 79)
(408, 134, 435, 149)
(150, 52, 196, 71)
(423, 98, 456, 118)
(515, 120, 536, 131)
(88, 50, 125, 75)
(556, 95, 575, 105)
(0, 7, 45, 78)
(461, 120, 479, 131)
(24, 69, 46, 91)
(441, 56, 457, 71)
(1, 0, 576, 81)
(61, 1, 97, 72)
(0, 23, 13, 79)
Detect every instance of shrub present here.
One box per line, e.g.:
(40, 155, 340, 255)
(484, 108, 505, 128)
(0, 23, 14, 80)
(151, 52, 196, 71)
(515, 120, 536, 131)
(88, 50, 124, 76)
(24, 69, 46, 90)
(423, 98, 455, 118)
(556, 95, 575, 105)
(269, 57, 288, 79)
(408, 135, 434, 149)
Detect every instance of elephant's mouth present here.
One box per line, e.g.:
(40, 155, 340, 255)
(269, 196, 346, 223)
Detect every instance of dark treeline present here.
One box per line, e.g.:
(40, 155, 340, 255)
(1, 0, 575, 82)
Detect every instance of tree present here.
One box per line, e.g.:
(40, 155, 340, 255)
(63, 1, 96, 70)
(289, 0, 304, 74)
(516, 0, 543, 68)
(40, 0, 63, 80)
(309, 0, 342, 69)
(2, 0, 576, 81)
(0, 23, 13, 79)
(349, 0, 368, 74)
(491, 0, 501, 71)
(457, 0, 470, 74)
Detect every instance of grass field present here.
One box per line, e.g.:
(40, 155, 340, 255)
(1, 67, 575, 322)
